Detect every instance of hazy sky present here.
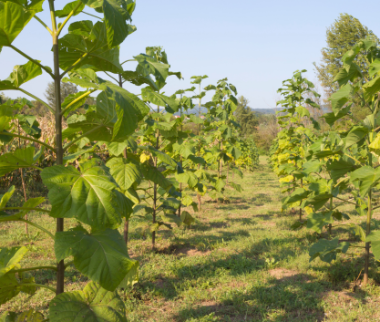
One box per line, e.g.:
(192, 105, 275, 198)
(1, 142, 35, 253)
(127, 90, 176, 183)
(1, 0, 380, 109)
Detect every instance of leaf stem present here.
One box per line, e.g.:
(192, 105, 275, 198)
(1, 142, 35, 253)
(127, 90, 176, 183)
(33, 15, 53, 35)
(82, 11, 102, 20)
(1, 283, 56, 294)
(61, 90, 95, 116)
(121, 59, 136, 65)
(60, 53, 88, 79)
(18, 219, 54, 239)
(104, 71, 119, 83)
(13, 266, 57, 273)
(63, 124, 104, 152)
(334, 196, 357, 206)
(343, 153, 363, 166)
(4, 207, 51, 214)
(57, 2, 83, 36)
(64, 260, 74, 269)
(9, 45, 55, 79)
(0, 132, 56, 152)
(19, 88, 54, 114)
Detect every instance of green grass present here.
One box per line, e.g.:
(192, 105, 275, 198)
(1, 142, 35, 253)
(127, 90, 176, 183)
(2, 156, 380, 321)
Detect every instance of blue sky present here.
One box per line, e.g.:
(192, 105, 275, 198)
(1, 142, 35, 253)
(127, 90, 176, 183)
(1, 0, 380, 109)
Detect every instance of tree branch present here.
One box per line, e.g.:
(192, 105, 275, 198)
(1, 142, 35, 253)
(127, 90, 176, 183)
(33, 15, 53, 35)
(9, 45, 55, 79)
(57, 1, 83, 36)
(0, 132, 56, 152)
(19, 88, 54, 113)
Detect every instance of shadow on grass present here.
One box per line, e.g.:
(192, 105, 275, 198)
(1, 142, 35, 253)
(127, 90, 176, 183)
(310, 255, 380, 285)
(175, 273, 329, 322)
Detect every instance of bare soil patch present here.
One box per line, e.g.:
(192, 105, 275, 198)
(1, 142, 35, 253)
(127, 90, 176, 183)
(268, 268, 310, 282)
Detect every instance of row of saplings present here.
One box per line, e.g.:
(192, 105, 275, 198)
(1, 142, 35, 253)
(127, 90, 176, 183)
(0, 1, 258, 321)
(271, 38, 380, 286)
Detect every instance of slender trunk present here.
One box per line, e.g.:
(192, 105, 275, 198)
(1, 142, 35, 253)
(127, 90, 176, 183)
(328, 198, 333, 239)
(298, 178, 303, 221)
(197, 164, 201, 211)
(118, 74, 130, 246)
(49, 0, 64, 295)
(18, 122, 28, 235)
(118, 73, 123, 88)
(226, 164, 229, 186)
(364, 190, 372, 286)
(152, 118, 159, 250)
(178, 104, 183, 217)
(123, 148, 129, 246)
(364, 153, 373, 286)
(217, 142, 222, 205)
(123, 220, 129, 245)
(198, 83, 201, 135)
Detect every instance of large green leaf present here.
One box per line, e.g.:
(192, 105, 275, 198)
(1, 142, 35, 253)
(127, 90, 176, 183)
(283, 188, 309, 205)
(59, 22, 122, 73)
(0, 247, 28, 277)
(0, 186, 15, 209)
(122, 70, 158, 90)
(140, 145, 177, 167)
(173, 142, 195, 159)
(363, 75, 380, 102)
(350, 166, 380, 196)
(333, 63, 362, 86)
(134, 54, 169, 90)
(55, 227, 138, 291)
(345, 126, 368, 148)
(175, 172, 198, 188)
(227, 146, 241, 160)
(0, 310, 44, 322)
(49, 281, 128, 322)
(105, 137, 137, 156)
(141, 165, 172, 190)
(80, 0, 133, 47)
(0, 2, 33, 47)
(295, 105, 310, 118)
(326, 157, 357, 181)
(106, 157, 142, 191)
(302, 160, 321, 175)
(306, 211, 333, 234)
(305, 193, 332, 211)
(322, 105, 351, 127)
(41, 159, 125, 229)
(141, 87, 179, 113)
(329, 84, 352, 115)
(366, 230, 380, 260)
(56, 0, 85, 18)
(17, 114, 41, 138)
(0, 273, 36, 305)
(66, 87, 148, 142)
(215, 178, 226, 192)
(0, 147, 35, 176)
(6, 61, 42, 88)
(309, 237, 349, 263)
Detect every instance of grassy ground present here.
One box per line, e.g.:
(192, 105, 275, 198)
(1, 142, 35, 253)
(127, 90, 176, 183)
(2, 156, 380, 321)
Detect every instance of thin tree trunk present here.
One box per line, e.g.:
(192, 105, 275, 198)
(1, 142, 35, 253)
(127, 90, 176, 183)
(18, 122, 28, 235)
(226, 164, 229, 186)
(49, 0, 64, 295)
(123, 147, 129, 246)
(363, 153, 373, 286)
(118, 74, 130, 246)
(363, 190, 372, 286)
(197, 164, 201, 211)
(152, 109, 159, 250)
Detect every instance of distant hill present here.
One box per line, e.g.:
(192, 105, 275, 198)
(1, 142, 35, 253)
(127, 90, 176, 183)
(173, 105, 330, 116)
(251, 108, 277, 115)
